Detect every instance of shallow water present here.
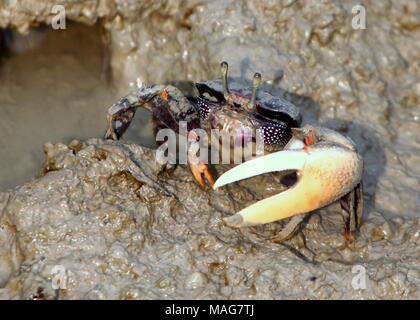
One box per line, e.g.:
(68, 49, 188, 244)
(0, 23, 114, 191)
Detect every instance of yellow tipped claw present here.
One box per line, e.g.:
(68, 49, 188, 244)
(215, 125, 364, 228)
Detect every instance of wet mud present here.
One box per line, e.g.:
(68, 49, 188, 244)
(0, 0, 419, 299)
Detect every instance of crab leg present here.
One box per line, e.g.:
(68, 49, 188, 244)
(213, 125, 363, 228)
(104, 85, 168, 140)
(104, 84, 201, 141)
(187, 131, 215, 189)
(340, 182, 363, 244)
(104, 84, 217, 188)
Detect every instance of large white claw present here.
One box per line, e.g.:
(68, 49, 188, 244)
(215, 126, 363, 227)
(213, 150, 307, 190)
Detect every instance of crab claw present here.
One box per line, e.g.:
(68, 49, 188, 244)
(189, 160, 215, 189)
(214, 126, 363, 227)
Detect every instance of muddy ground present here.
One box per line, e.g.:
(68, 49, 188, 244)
(0, 0, 419, 299)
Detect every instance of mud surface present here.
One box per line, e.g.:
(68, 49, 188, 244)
(0, 139, 419, 299)
(0, 0, 419, 299)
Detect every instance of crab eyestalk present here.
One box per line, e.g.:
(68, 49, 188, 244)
(220, 61, 230, 99)
(247, 72, 261, 109)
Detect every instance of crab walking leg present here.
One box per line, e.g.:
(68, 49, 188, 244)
(215, 141, 363, 227)
(340, 182, 364, 244)
(104, 84, 201, 141)
(270, 214, 307, 242)
(104, 84, 216, 188)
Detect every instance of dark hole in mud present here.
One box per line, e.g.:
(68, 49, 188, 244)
(1, 23, 50, 59)
(0, 30, 9, 62)
(0, 22, 113, 191)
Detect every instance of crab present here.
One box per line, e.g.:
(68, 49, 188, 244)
(104, 62, 363, 244)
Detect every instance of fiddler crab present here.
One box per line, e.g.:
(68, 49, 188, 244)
(104, 62, 363, 245)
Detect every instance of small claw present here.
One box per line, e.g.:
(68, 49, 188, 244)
(104, 92, 142, 141)
(105, 114, 119, 140)
(187, 130, 215, 189)
(216, 126, 363, 227)
(189, 161, 215, 189)
(204, 166, 216, 187)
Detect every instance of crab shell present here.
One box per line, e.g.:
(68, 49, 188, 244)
(196, 79, 301, 125)
(191, 79, 303, 156)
